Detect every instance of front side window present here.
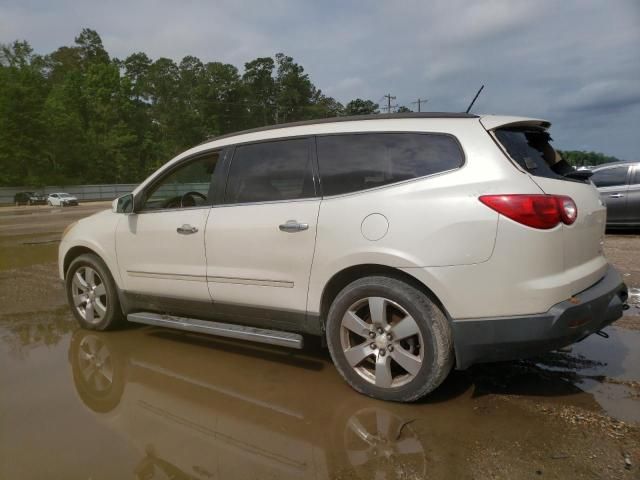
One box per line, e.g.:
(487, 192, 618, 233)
(140, 152, 219, 211)
(316, 133, 464, 196)
(225, 138, 314, 204)
(591, 166, 629, 188)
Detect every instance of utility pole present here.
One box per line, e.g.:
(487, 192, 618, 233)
(383, 93, 396, 113)
(411, 97, 428, 112)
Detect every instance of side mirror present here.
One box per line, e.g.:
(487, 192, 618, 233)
(113, 194, 135, 214)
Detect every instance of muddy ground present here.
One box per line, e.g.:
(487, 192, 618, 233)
(0, 204, 639, 480)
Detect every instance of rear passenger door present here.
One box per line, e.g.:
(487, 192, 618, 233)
(205, 137, 320, 331)
(591, 165, 630, 225)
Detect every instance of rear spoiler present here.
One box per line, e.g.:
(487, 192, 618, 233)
(480, 116, 551, 131)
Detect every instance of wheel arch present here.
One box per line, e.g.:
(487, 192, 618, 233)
(63, 246, 101, 279)
(318, 264, 452, 330)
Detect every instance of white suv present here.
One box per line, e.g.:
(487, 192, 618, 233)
(59, 113, 628, 402)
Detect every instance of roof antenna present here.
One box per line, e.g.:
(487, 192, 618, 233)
(465, 84, 485, 114)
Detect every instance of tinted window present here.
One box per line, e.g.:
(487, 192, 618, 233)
(495, 128, 580, 182)
(316, 133, 464, 196)
(225, 138, 314, 204)
(141, 152, 219, 211)
(631, 166, 640, 185)
(591, 166, 629, 188)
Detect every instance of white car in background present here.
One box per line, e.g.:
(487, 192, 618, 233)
(48, 192, 79, 207)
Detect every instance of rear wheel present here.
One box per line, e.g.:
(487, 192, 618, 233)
(66, 254, 125, 330)
(326, 276, 453, 402)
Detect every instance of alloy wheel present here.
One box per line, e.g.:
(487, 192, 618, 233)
(339, 297, 424, 388)
(71, 266, 108, 324)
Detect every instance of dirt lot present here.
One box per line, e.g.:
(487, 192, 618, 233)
(0, 204, 639, 479)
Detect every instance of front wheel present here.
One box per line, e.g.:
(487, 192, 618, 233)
(326, 276, 454, 402)
(65, 253, 125, 330)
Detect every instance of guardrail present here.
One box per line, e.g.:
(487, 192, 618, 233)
(0, 184, 138, 205)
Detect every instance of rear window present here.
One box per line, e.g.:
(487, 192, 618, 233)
(495, 128, 580, 182)
(316, 133, 464, 196)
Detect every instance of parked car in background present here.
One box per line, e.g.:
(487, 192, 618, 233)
(58, 113, 628, 402)
(13, 191, 47, 206)
(591, 161, 640, 228)
(48, 192, 79, 207)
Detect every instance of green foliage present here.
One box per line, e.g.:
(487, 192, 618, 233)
(344, 98, 379, 115)
(0, 30, 373, 186)
(557, 150, 621, 167)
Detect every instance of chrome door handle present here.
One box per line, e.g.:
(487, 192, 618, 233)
(609, 193, 624, 198)
(279, 220, 309, 233)
(177, 224, 198, 234)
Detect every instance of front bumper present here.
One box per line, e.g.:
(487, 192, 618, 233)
(452, 265, 628, 369)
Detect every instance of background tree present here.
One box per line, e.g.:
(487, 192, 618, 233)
(0, 28, 624, 188)
(344, 98, 379, 115)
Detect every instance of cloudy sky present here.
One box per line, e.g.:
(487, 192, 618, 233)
(2, 0, 639, 159)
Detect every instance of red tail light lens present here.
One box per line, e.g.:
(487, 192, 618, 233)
(479, 194, 577, 229)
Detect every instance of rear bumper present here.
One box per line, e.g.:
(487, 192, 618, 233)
(452, 265, 628, 369)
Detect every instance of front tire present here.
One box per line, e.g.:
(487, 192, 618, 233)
(326, 276, 454, 402)
(66, 253, 125, 330)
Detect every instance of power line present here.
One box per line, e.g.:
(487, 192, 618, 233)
(411, 97, 428, 112)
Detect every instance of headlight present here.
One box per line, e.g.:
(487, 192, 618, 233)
(62, 221, 78, 239)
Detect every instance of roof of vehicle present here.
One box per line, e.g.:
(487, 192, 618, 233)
(199, 112, 557, 147)
(199, 112, 479, 145)
(591, 161, 638, 170)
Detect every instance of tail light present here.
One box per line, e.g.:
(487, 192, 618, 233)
(479, 194, 577, 229)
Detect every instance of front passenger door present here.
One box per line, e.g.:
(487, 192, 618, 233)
(626, 165, 640, 225)
(116, 151, 221, 303)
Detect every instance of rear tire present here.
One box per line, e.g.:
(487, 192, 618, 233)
(326, 276, 454, 402)
(66, 253, 125, 330)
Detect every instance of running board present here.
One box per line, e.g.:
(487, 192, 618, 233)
(127, 312, 304, 349)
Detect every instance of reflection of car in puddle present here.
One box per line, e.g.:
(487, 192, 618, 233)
(69, 329, 429, 479)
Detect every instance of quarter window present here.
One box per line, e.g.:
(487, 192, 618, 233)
(591, 167, 629, 188)
(316, 133, 464, 196)
(225, 138, 315, 204)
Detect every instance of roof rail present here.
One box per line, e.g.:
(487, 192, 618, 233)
(199, 112, 479, 145)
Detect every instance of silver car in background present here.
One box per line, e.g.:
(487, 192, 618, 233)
(591, 161, 640, 228)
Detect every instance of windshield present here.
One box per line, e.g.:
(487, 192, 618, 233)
(59, 193, 72, 197)
(494, 128, 584, 182)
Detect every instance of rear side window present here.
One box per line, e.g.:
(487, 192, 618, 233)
(225, 138, 315, 204)
(591, 166, 629, 187)
(495, 128, 579, 181)
(316, 133, 464, 196)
